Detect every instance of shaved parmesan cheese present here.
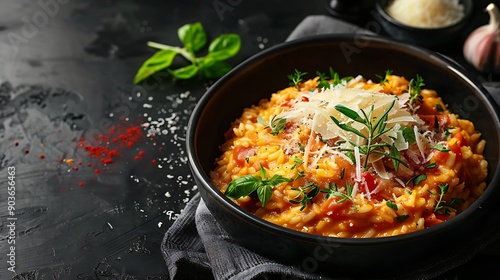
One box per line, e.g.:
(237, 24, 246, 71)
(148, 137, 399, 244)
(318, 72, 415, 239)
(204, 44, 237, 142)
(414, 126, 426, 160)
(394, 177, 406, 188)
(372, 159, 392, 180)
(362, 180, 372, 200)
(351, 182, 359, 198)
(302, 120, 316, 168)
(278, 87, 420, 148)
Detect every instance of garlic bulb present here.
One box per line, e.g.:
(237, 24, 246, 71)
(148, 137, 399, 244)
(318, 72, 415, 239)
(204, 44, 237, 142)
(463, 3, 500, 74)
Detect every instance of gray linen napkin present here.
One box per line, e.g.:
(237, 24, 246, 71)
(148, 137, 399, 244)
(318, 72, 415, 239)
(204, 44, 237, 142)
(162, 15, 500, 280)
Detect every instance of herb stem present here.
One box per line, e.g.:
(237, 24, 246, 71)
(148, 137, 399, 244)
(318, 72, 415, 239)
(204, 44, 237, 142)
(147, 41, 196, 63)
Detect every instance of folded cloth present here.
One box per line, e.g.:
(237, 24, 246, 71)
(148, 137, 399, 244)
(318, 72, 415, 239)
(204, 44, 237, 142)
(162, 15, 500, 280)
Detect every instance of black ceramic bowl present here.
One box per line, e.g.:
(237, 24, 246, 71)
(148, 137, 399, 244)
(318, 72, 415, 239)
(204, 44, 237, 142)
(375, 0, 473, 48)
(187, 35, 500, 278)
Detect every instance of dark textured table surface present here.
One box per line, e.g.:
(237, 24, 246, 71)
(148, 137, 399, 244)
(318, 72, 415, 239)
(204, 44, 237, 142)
(0, 0, 499, 279)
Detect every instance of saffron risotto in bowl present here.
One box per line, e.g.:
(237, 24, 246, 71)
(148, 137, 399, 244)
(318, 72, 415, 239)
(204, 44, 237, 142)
(210, 72, 488, 238)
(187, 35, 500, 276)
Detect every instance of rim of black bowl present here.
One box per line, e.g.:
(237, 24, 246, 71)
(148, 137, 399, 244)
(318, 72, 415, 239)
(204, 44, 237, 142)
(375, 0, 473, 31)
(187, 34, 500, 246)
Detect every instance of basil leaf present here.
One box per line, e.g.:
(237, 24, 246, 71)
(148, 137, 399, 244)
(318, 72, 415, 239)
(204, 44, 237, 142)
(225, 176, 260, 199)
(259, 164, 268, 180)
(177, 22, 207, 53)
(208, 34, 241, 61)
(268, 174, 293, 186)
(257, 185, 273, 207)
(134, 49, 178, 84)
(168, 64, 199, 79)
(200, 60, 232, 79)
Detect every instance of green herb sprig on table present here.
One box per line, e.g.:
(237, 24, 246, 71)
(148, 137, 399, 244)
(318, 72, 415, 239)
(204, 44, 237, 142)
(134, 22, 241, 84)
(225, 164, 293, 207)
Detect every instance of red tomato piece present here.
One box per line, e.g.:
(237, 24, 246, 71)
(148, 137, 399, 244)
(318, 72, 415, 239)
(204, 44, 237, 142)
(232, 145, 256, 168)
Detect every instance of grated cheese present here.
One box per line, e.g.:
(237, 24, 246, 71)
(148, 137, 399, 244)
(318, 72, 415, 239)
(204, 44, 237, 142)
(386, 0, 464, 28)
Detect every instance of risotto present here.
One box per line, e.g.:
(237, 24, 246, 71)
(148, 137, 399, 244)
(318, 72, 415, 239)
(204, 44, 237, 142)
(210, 71, 488, 238)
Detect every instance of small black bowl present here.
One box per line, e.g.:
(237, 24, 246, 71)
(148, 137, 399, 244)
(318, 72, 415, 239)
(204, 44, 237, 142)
(375, 0, 473, 48)
(186, 35, 500, 278)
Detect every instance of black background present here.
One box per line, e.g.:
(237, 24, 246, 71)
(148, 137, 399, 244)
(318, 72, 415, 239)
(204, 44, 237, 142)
(0, 0, 499, 279)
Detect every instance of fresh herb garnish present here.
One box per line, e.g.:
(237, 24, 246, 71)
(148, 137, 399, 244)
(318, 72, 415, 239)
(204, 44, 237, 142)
(442, 126, 454, 140)
(431, 144, 450, 152)
(408, 74, 425, 110)
(291, 156, 303, 170)
(134, 22, 241, 84)
(295, 170, 305, 180)
(290, 182, 320, 210)
(449, 197, 465, 208)
(321, 182, 353, 203)
(316, 71, 331, 90)
(396, 215, 410, 222)
(329, 68, 353, 86)
(288, 69, 307, 88)
(330, 100, 408, 171)
(225, 164, 292, 206)
(257, 116, 287, 136)
(425, 162, 437, 169)
(428, 184, 465, 215)
(405, 174, 427, 186)
(386, 200, 398, 210)
(401, 127, 416, 145)
(377, 69, 393, 85)
(430, 183, 449, 214)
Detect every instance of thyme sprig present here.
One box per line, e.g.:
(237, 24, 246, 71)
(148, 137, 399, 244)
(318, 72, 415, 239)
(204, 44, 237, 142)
(316, 71, 331, 90)
(408, 74, 425, 109)
(377, 69, 393, 85)
(321, 182, 353, 203)
(288, 69, 307, 88)
(257, 116, 287, 136)
(428, 183, 465, 216)
(330, 100, 408, 171)
(290, 182, 320, 210)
